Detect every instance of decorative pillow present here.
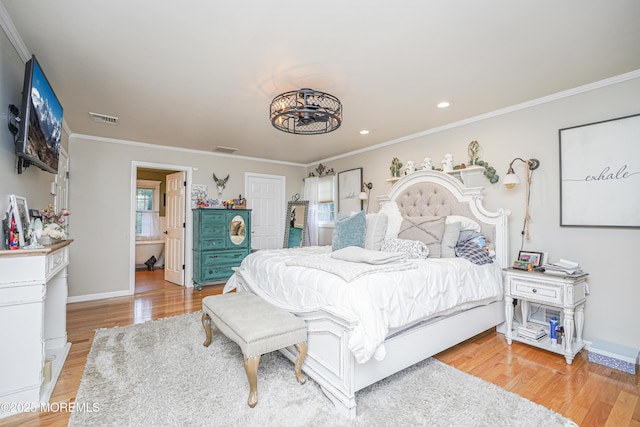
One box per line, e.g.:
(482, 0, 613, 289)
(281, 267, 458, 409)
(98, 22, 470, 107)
(455, 240, 493, 265)
(332, 210, 366, 251)
(379, 201, 403, 241)
(397, 216, 446, 258)
(446, 215, 482, 233)
(381, 238, 429, 259)
(441, 221, 461, 258)
(364, 213, 389, 251)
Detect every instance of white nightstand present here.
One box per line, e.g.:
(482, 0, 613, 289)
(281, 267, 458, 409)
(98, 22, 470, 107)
(503, 268, 588, 364)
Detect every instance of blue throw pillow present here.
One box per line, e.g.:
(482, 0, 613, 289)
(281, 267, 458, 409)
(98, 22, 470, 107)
(332, 210, 366, 251)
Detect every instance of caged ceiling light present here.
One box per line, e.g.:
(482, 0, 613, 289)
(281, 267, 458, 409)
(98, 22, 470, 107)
(270, 88, 342, 135)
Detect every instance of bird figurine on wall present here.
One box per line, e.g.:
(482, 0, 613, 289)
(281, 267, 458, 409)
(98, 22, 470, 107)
(213, 173, 229, 198)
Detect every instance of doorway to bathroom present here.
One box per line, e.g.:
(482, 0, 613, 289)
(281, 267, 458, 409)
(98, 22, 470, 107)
(131, 162, 192, 294)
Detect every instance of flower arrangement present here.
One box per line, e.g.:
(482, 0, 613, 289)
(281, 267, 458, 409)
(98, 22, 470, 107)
(40, 204, 71, 240)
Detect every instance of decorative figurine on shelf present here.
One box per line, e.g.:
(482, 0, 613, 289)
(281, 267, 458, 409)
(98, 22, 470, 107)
(403, 160, 416, 176)
(420, 157, 433, 171)
(441, 153, 454, 172)
(468, 140, 480, 165)
(212, 173, 229, 198)
(390, 157, 403, 177)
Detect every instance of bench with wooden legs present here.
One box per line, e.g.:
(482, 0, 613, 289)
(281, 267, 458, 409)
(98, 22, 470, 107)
(201, 292, 308, 407)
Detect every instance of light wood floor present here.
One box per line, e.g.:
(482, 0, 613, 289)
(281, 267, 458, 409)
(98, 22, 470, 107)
(1, 270, 638, 426)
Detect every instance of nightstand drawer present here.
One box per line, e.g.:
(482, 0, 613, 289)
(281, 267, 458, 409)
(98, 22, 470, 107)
(510, 279, 562, 305)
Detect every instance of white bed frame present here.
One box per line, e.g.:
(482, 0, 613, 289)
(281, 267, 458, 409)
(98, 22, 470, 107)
(232, 170, 510, 419)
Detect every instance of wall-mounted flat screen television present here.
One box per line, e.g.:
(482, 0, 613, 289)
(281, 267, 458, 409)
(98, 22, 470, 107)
(15, 55, 63, 174)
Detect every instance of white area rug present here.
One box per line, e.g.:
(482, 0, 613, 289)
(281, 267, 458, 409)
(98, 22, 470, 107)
(70, 313, 576, 426)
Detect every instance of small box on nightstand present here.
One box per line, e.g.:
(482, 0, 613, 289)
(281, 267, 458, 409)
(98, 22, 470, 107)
(588, 340, 639, 374)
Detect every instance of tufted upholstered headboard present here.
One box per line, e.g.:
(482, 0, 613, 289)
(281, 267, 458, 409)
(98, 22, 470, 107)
(377, 170, 510, 268)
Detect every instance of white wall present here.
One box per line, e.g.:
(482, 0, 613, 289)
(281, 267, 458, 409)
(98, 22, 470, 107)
(0, 26, 65, 244)
(67, 135, 306, 299)
(317, 76, 640, 349)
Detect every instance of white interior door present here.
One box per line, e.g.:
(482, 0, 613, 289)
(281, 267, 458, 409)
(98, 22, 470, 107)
(245, 173, 285, 250)
(165, 171, 186, 285)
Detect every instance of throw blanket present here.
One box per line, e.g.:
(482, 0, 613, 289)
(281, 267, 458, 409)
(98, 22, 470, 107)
(287, 251, 416, 282)
(330, 246, 407, 264)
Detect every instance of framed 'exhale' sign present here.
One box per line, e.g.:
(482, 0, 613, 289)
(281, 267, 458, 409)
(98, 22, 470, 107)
(559, 113, 640, 228)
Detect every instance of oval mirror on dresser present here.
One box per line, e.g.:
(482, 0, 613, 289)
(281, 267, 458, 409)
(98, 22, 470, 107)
(229, 214, 245, 245)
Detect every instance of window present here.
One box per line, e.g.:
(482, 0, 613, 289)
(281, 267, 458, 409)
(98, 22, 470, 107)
(136, 180, 160, 237)
(316, 176, 335, 227)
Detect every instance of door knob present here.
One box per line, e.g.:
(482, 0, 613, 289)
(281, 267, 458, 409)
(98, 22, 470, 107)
(164, 231, 168, 234)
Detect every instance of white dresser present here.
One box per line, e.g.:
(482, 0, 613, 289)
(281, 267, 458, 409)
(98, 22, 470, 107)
(0, 241, 72, 418)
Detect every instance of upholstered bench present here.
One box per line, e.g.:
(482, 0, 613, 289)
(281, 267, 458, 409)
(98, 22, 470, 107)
(201, 292, 308, 408)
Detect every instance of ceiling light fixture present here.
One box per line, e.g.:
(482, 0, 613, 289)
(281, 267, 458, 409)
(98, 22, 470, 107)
(270, 88, 342, 135)
(437, 101, 451, 109)
(359, 130, 370, 135)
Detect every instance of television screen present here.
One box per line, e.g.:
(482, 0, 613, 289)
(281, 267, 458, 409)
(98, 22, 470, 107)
(16, 55, 63, 174)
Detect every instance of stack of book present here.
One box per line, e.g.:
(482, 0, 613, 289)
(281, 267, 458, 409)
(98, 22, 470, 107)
(517, 323, 548, 342)
(542, 259, 585, 276)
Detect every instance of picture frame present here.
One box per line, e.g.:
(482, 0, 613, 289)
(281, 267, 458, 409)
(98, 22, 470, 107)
(518, 250, 544, 268)
(9, 195, 29, 247)
(337, 167, 363, 215)
(559, 113, 640, 228)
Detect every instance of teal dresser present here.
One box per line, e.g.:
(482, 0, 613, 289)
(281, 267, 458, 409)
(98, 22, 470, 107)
(192, 208, 251, 291)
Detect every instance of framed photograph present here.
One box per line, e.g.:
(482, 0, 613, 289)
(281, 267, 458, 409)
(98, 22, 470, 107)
(559, 113, 640, 228)
(337, 167, 363, 215)
(518, 250, 544, 268)
(9, 195, 29, 247)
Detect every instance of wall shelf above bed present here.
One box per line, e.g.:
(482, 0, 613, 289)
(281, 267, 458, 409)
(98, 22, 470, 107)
(387, 166, 486, 188)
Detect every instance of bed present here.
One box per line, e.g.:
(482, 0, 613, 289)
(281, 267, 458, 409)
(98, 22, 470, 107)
(224, 170, 510, 418)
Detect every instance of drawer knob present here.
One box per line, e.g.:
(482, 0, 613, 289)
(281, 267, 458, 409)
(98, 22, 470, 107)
(532, 288, 537, 293)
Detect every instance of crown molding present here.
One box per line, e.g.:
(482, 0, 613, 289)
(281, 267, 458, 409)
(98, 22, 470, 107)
(69, 133, 307, 168)
(309, 69, 640, 167)
(0, 2, 30, 62)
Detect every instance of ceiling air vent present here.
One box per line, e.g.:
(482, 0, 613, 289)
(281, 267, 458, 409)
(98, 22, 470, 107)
(89, 112, 119, 125)
(215, 146, 238, 154)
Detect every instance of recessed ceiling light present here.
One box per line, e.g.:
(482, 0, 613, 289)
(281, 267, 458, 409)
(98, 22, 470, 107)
(437, 102, 451, 109)
(359, 130, 370, 135)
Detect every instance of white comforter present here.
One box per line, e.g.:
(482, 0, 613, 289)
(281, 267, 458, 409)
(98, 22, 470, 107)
(224, 246, 503, 364)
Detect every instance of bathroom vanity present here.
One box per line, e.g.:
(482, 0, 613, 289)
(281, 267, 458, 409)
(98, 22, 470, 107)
(0, 240, 71, 418)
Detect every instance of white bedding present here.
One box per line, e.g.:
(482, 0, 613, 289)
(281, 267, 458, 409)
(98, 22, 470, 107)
(224, 246, 504, 364)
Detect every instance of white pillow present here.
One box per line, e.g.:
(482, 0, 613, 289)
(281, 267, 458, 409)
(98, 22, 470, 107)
(446, 215, 481, 233)
(364, 213, 388, 251)
(379, 201, 403, 241)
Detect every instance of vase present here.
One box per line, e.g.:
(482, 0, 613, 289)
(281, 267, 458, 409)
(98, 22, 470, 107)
(39, 236, 62, 246)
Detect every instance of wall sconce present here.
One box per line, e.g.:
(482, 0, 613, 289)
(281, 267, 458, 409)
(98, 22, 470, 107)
(504, 158, 541, 243)
(359, 182, 373, 212)
(504, 158, 540, 189)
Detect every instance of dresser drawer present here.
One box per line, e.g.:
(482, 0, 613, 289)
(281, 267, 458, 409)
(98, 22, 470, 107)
(200, 238, 226, 250)
(509, 278, 562, 305)
(200, 250, 247, 266)
(200, 222, 226, 237)
(200, 263, 238, 282)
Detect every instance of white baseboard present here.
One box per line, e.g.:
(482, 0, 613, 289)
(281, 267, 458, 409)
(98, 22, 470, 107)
(67, 289, 131, 304)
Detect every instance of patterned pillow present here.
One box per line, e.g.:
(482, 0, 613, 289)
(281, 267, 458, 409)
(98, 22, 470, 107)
(397, 216, 446, 258)
(332, 210, 366, 251)
(455, 240, 493, 265)
(381, 238, 429, 259)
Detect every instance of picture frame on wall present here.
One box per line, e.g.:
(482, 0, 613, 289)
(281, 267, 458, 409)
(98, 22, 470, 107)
(559, 113, 640, 228)
(337, 167, 363, 215)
